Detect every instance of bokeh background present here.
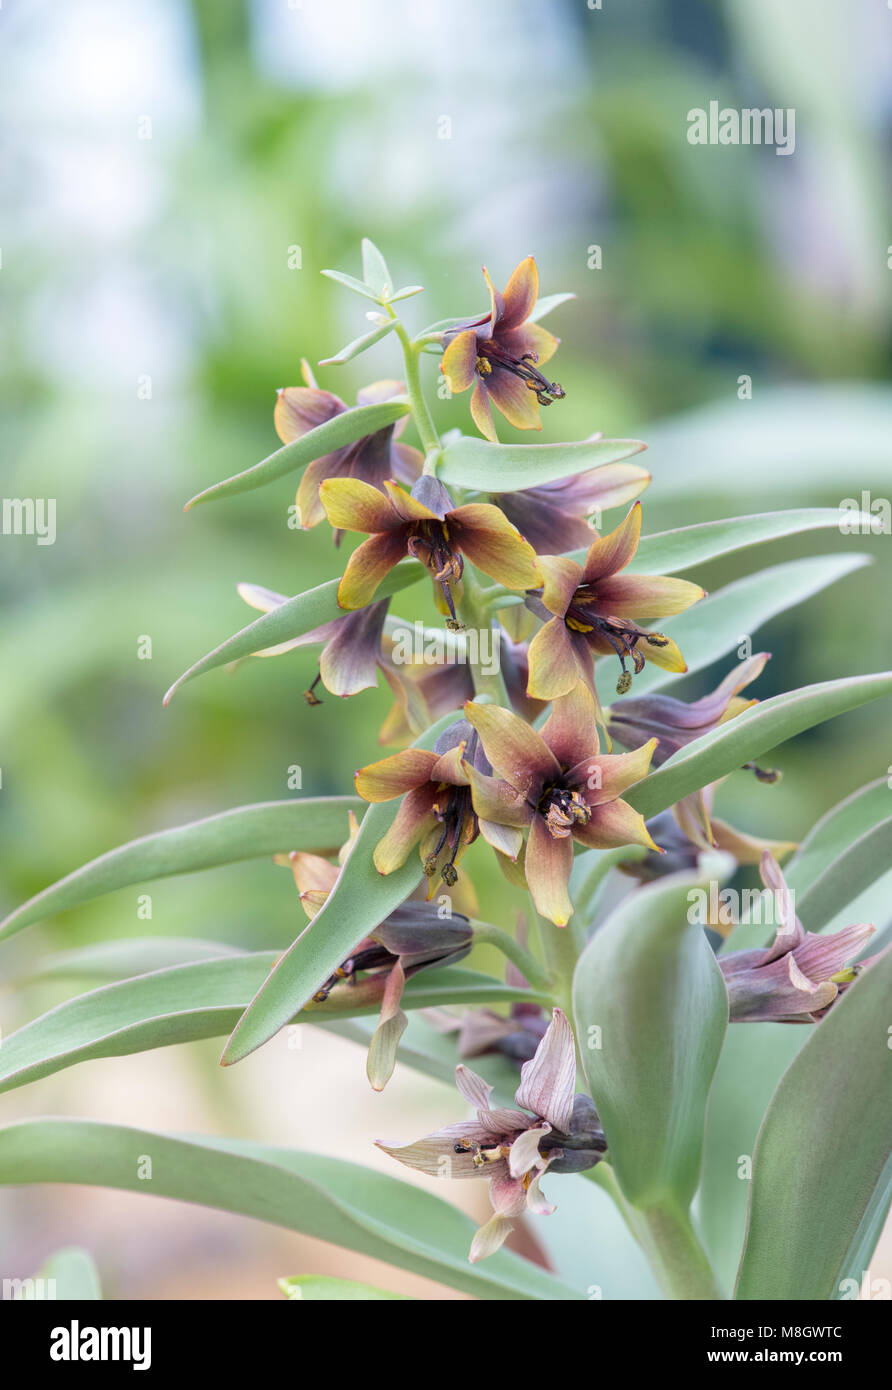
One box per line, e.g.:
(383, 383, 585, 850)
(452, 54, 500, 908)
(1, 0, 891, 1299)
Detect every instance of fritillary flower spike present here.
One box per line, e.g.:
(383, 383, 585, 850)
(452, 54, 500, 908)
(441, 257, 567, 442)
(275, 364, 421, 530)
(464, 681, 659, 925)
(525, 501, 705, 705)
(321, 474, 541, 629)
(377, 1008, 607, 1262)
(719, 852, 877, 1022)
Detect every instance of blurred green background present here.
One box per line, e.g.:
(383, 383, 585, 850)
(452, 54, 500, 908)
(1, 0, 890, 1298)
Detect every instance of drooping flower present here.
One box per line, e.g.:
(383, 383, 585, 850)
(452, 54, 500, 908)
(237, 582, 390, 705)
(275, 365, 421, 530)
(377, 1007, 606, 1261)
(719, 852, 876, 1022)
(607, 652, 778, 847)
(279, 828, 473, 1090)
(440, 257, 567, 442)
(618, 804, 796, 902)
(321, 474, 541, 629)
(493, 453, 651, 555)
(463, 681, 659, 925)
(355, 718, 501, 888)
(525, 501, 704, 705)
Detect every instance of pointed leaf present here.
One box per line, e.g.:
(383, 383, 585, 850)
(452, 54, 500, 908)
(319, 319, 395, 366)
(320, 268, 387, 303)
(572, 871, 728, 1208)
(528, 292, 576, 323)
(735, 947, 892, 1300)
(388, 285, 425, 303)
(0, 1120, 580, 1300)
(437, 436, 647, 492)
(360, 239, 393, 298)
(0, 797, 362, 941)
(184, 399, 409, 509)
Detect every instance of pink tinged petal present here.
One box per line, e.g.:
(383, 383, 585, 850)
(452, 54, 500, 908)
(448, 504, 542, 590)
(508, 1123, 551, 1178)
(274, 386, 345, 444)
(367, 960, 408, 1091)
(470, 380, 498, 442)
(526, 619, 590, 702)
(540, 681, 600, 771)
(759, 852, 803, 960)
(481, 265, 506, 328)
(236, 582, 313, 657)
(319, 599, 388, 696)
(499, 320, 559, 368)
(469, 1213, 514, 1263)
(536, 554, 584, 616)
(590, 573, 706, 620)
(515, 1007, 577, 1131)
(569, 738, 658, 807)
(484, 368, 543, 433)
(355, 379, 407, 407)
(463, 700, 559, 799)
(497, 492, 595, 555)
(525, 1172, 557, 1216)
(336, 530, 408, 609)
(392, 442, 424, 483)
(355, 749, 439, 802)
(499, 256, 539, 331)
(575, 799, 660, 853)
(525, 817, 575, 927)
(477, 1107, 532, 1137)
(375, 1125, 499, 1181)
(296, 450, 353, 529)
(455, 1064, 494, 1110)
(320, 477, 403, 534)
(793, 924, 876, 983)
(541, 461, 651, 514)
(581, 502, 643, 584)
(441, 330, 479, 393)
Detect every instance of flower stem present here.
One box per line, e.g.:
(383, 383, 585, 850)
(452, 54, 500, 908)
(392, 317, 441, 456)
(456, 567, 511, 706)
(632, 1202, 724, 1301)
(471, 921, 552, 994)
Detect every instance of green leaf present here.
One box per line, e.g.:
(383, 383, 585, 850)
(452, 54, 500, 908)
(319, 319, 395, 366)
(29, 1247, 102, 1300)
(0, 797, 362, 941)
(735, 947, 892, 1300)
(0, 957, 545, 1095)
(608, 552, 871, 698)
(220, 710, 463, 1066)
(320, 268, 387, 303)
(572, 871, 728, 1209)
(388, 285, 424, 303)
(162, 561, 422, 704)
(615, 508, 875, 577)
(528, 292, 576, 323)
(360, 239, 393, 298)
(183, 399, 409, 509)
(627, 670, 892, 823)
(19, 936, 242, 982)
(783, 777, 891, 896)
(0, 1120, 580, 1301)
(437, 435, 646, 493)
(795, 812, 892, 934)
(279, 1274, 410, 1300)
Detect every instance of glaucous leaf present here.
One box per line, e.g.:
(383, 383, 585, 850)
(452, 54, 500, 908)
(437, 435, 646, 492)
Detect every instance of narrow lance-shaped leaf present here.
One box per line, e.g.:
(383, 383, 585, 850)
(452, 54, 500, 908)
(735, 947, 892, 1301)
(437, 435, 646, 492)
(220, 709, 464, 1066)
(572, 871, 728, 1209)
(0, 797, 362, 941)
(360, 239, 393, 298)
(163, 561, 422, 704)
(319, 319, 395, 366)
(626, 670, 892, 823)
(0, 1120, 581, 1301)
(0, 955, 547, 1096)
(184, 399, 409, 509)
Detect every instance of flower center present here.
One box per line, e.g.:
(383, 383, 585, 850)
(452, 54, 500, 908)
(407, 521, 464, 630)
(538, 784, 591, 839)
(427, 784, 477, 886)
(477, 344, 566, 407)
(568, 593, 670, 695)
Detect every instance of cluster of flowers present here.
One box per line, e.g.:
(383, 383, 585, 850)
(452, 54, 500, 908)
(257, 257, 874, 1260)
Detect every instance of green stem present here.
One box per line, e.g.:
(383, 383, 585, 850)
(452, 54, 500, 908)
(632, 1203, 724, 1301)
(471, 922, 552, 994)
(536, 911, 582, 1034)
(392, 318, 441, 456)
(456, 567, 511, 705)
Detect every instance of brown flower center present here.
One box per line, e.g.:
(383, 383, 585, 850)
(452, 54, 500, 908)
(538, 785, 591, 839)
(407, 521, 464, 630)
(567, 590, 670, 695)
(427, 784, 477, 886)
(477, 343, 566, 407)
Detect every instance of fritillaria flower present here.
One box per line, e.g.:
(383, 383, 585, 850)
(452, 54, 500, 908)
(463, 682, 658, 925)
(618, 805, 795, 897)
(237, 582, 390, 705)
(378, 1008, 606, 1262)
(494, 454, 651, 555)
(279, 832, 472, 1090)
(355, 719, 493, 888)
(525, 502, 704, 704)
(719, 853, 876, 1022)
(274, 365, 421, 529)
(440, 257, 566, 442)
(607, 652, 777, 847)
(320, 474, 541, 629)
